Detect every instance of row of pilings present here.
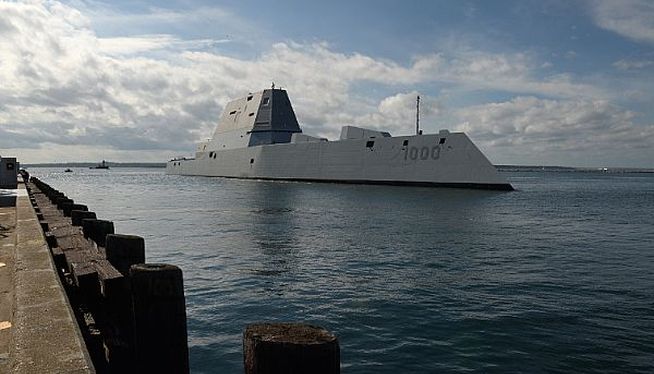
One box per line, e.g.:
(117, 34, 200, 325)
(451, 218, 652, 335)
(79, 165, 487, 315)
(27, 177, 341, 374)
(28, 177, 189, 373)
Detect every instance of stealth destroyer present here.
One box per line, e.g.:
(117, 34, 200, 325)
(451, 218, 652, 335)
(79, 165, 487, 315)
(166, 88, 512, 190)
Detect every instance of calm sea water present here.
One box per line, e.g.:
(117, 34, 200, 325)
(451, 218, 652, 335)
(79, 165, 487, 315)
(30, 167, 654, 373)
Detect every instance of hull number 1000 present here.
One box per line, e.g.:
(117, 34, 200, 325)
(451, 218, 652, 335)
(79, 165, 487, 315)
(405, 145, 441, 161)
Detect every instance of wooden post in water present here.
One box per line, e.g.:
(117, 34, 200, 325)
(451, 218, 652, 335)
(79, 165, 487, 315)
(243, 323, 340, 374)
(72, 210, 96, 226)
(82, 219, 114, 246)
(64, 203, 88, 217)
(105, 234, 145, 275)
(56, 197, 73, 210)
(130, 263, 189, 373)
(82, 218, 97, 240)
(60, 201, 74, 215)
(93, 220, 114, 246)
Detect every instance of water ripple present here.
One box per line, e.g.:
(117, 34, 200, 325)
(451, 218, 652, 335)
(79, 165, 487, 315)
(32, 167, 654, 373)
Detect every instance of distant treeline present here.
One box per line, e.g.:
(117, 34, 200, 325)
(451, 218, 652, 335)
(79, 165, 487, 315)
(24, 162, 166, 168)
(496, 165, 654, 173)
(21, 163, 653, 173)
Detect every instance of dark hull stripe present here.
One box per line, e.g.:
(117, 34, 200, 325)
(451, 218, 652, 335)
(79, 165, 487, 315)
(176, 173, 514, 191)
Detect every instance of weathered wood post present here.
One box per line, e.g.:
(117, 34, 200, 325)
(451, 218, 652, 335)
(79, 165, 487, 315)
(72, 210, 97, 226)
(93, 220, 115, 247)
(60, 201, 74, 215)
(56, 197, 73, 209)
(48, 192, 63, 203)
(64, 203, 88, 217)
(243, 323, 340, 374)
(82, 218, 114, 246)
(82, 218, 97, 239)
(129, 264, 189, 373)
(105, 234, 145, 275)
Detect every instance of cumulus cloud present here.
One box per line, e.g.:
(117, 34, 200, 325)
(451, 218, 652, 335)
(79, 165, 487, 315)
(0, 1, 651, 167)
(452, 96, 654, 166)
(613, 58, 654, 70)
(590, 0, 654, 44)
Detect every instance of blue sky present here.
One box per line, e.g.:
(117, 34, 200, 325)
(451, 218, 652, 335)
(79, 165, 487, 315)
(1, 0, 654, 167)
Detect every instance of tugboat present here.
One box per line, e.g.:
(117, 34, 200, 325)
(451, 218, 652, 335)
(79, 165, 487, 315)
(90, 160, 110, 169)
(167, 88, 512, 190)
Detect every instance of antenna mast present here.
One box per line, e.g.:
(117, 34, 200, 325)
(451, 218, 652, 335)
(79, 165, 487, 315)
(416, 95, 420, 135)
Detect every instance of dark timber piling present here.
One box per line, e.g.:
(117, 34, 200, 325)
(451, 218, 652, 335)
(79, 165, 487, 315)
(64, 203, 88, 217)
(243, 323, 340, 374)
(106, 234, 145, 275)
(130, 264, 189, 373)
(71, 210, 96, 226)
(81, 218, 114, 246)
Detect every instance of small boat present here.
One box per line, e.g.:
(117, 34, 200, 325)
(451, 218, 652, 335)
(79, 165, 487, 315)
(90, 160, 110, 169)
(64, 168, 73, 172)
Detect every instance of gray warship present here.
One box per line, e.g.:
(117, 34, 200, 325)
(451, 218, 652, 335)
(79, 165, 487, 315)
(166, 88, 513, 190)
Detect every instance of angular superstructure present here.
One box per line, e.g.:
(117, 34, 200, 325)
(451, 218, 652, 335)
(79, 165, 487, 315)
(166, 89, 513, 190)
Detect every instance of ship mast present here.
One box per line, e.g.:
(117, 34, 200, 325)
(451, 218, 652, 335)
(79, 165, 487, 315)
(416, 95, 420, 135)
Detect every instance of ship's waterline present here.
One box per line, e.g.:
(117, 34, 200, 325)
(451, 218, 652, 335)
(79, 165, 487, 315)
(167, 88, 512, 190)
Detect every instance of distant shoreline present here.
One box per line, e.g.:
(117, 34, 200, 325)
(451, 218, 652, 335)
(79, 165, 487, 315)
(23, 162, 166, 168)
(496, 165, 654, 173)
(21, 163, 653, 173)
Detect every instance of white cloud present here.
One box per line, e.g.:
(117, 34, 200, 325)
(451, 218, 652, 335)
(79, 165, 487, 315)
(97, 35, 174, 55)
(590, 0, 654, 44)
(0, 1, 649, 168)
(613, 58, 654, 70)
(452, 96, 654, 166)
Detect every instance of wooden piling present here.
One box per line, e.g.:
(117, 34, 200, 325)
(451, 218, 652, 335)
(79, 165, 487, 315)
(130, 264, 189, 373)
(105, 234, 145, 275)
(61, 201, 74, 216)
(56, 197, 73, 209)
(243, 323, 340, 374)
(71, 210, 96, 226)
(82, 219, 114, 246)
(64, 203, 88, 217)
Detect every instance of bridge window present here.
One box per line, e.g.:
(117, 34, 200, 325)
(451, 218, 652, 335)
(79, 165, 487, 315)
(402, 140, 409, 146)
(247, 95, 253, 101)
(439, 138, 446, 144)
(250, 158, 254, 164)
(366, 141, 374, 148)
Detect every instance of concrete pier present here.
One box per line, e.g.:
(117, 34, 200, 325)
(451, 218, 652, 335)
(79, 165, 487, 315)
(0, 183, 94, 373)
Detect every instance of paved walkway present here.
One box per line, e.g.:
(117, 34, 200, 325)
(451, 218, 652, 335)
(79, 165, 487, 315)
(0, 200, 16, 372)
(0, 183, 94, 373)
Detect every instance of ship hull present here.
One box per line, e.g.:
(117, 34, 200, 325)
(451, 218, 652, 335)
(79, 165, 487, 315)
(166, 133, 512, 190)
